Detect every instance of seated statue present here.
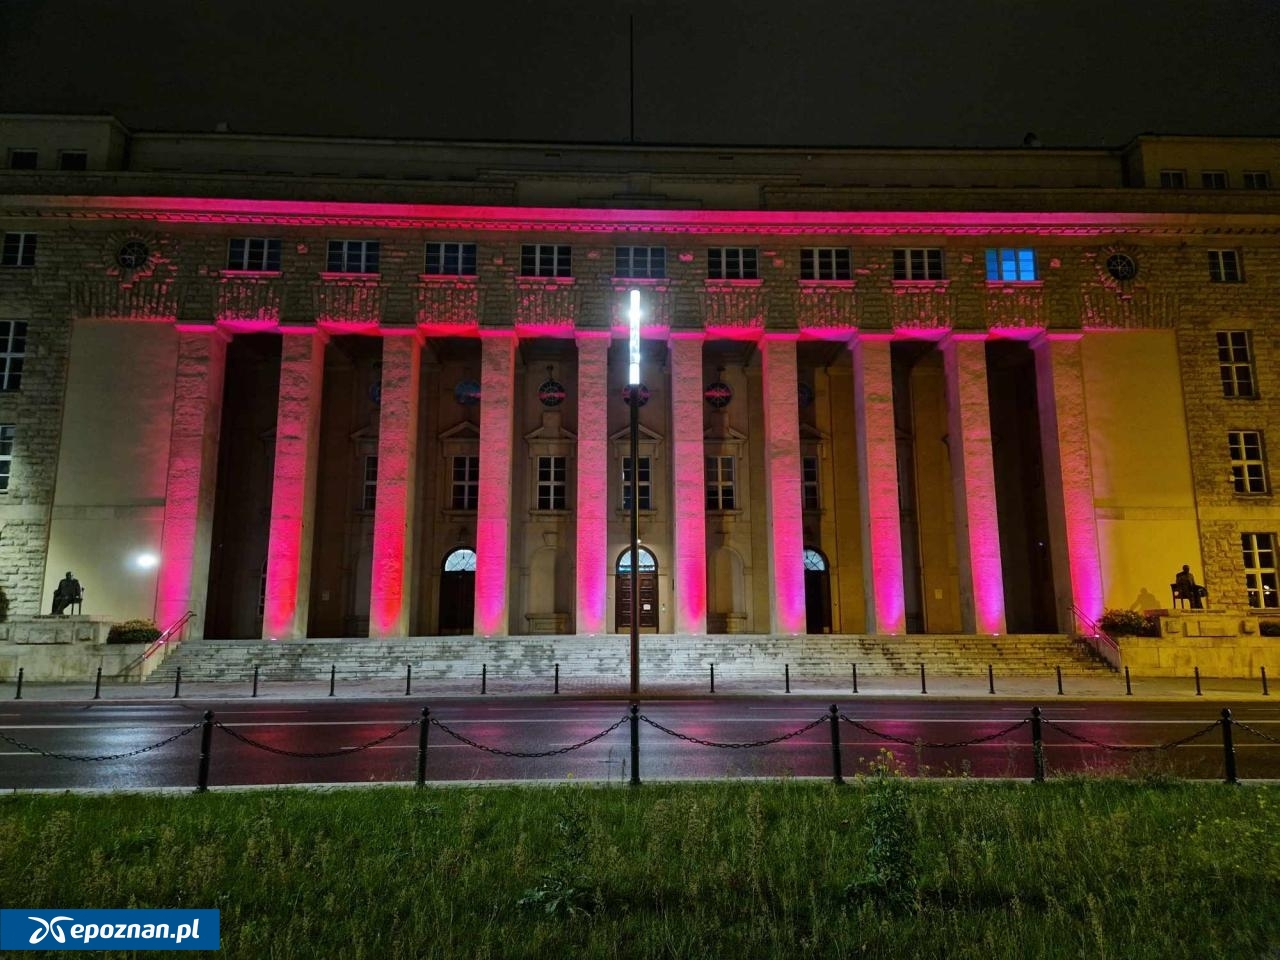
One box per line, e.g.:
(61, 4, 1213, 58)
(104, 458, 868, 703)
(51, 571, 83, 616)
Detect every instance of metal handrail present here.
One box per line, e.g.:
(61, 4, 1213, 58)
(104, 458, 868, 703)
(1069, 603, 1120, 670)
(112, 610, 197, 679)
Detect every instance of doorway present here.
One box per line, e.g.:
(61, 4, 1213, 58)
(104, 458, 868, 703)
(439, 548, 476, 634)
(804, 547, 832, 634)
(615, 546, 658, 631)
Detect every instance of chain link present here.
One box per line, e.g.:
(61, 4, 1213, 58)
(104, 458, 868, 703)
(1040, 718, 1222, 753)
(0, 720, 204, 763)
(839, 715, 1029, 749)
(1232, 720, 1280, 745)
(429, 715, 628, 758)
(638, 713, 828, 749)
(214, 719, 420, 759)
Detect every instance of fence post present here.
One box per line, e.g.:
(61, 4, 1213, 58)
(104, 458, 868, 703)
(785, 663, 790, 694)
(1263, 666, 1270, 697)
(328, 664, 336, 697)
(828, 704, 844, 785)
(1221, 708, 1239, 785)
(1056, 666, 1064, 696)
(195, 710, 214, 793)
(1194, 666, 1203, 697)
(629, 703, 640, 787)
(920, 663, 927, 695)
(416, 707, 430, 788)
(1030, 706, 1045, 783)
(405, 664, 412, 697)
(481, 664, 487, 695)
(252, 664, 259, 699)
(1125, 666, 1133, 696)
(852, 662, 858, 695)
(92, 665, 102, 701)
(14, 667, 23, 700)
(709, 663, 715, 694)
(172, 667, 182, 699)
(988, 664, 995, 695)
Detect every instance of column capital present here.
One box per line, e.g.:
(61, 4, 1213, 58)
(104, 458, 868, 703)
(574, 329, 612, 345)
(761, 330, 801, 343)
(939, 331, 989, 347)
(668, 330, 706, 343)
(277, 324, 330, 343)
(477, 327, 518, 341)
(175, 321, 231, 340)
(1030, 330, 1085, 349)
(379, 326, 424, 342)
(851, 331, 896, 347)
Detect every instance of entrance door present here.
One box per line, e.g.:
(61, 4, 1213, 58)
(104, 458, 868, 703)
(804, 548, 832, 634)
(615, 547, 659, 631)
(439, 548, 476, 634)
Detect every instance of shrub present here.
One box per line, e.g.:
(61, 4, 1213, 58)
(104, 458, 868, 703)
(106, 618, 161, 645)
(1260, 619, 1280, 637)
(1098, 609, 1146, 636)
(847, 750, 918, 910)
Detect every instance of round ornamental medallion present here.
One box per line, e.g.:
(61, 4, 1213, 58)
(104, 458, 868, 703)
(704, 381, 733, 409)
(537, 378, 566, 407)
(797, 381, 815, 408)
(454, 379, 482, 406)
(1105, 252, 1138, 282)
(116, 239, 150, 270)
(622, 383, 650, 407)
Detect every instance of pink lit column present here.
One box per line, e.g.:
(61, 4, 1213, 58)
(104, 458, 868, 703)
(669, 333, 707, 634)
(760, 336, 807, 634)
(851, 335, 906, 634)
(575, 332, 610, 634)
(941, 334, 1006, 635)
(1033, 333, 1104, 630)
(368, 333, 421, 637)
(262, 329, 326, 639)
(475, 331, 516, 636)
(155, 327, 228, 637)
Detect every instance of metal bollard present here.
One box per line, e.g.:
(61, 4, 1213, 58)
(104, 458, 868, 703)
(629, 703, 640, 786)
(92, 665, 102, 701)
(14, 667, 23, 700)
(1263, 666, 1270, 697)
(405, 664, 412, 697)
(1056, 666, 1064, 696)
(416, 707, 430, 788)
(481, 664, 487, 695)
(1221, 708, 1239, 785)
(252, 664, 259, 699)
(1125, 665, 1133, 696)
(554, 663, 560, 695)
(328, 664, 336, 698)
(1030, 706, 1046, 783)
(852, 662, 858, 695)
(1194, 666, 1203, 697)
(709, 663, 715, 694)
(785, 663, 791, 694)
(920, 663, 927, 695)
(172, 667, 182, 699)
(828, 704, 844, 785)
(988, 664, 995, 695)
(195, 710, 214, 793)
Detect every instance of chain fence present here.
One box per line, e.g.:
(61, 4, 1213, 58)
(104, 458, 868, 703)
(1039, 717, 1222, 753)
(428, 714, 629, 758)
(638, 713, 828, 749)
(840, 715, 1029, 749)
(0, 720, 204, 763)
(1233, 720, 1280, 745)
(213, 718, 422, 759)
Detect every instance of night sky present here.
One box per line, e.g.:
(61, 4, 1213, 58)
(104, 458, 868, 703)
(1, 0, 1277, 147)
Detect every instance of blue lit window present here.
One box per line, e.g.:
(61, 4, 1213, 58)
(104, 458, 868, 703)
(985, 248, 1038, 282)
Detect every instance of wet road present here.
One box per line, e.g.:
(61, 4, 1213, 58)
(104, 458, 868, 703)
(2, 697, 1279, 790)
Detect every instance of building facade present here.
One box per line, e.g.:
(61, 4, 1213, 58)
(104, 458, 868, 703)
(1, 115, 1278, 641)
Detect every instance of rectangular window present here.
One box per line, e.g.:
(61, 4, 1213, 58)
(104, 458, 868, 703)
(1201, 171, 1229, 189)
(1244, 171, 1271, 190)
(614, 246, 666, 279)
(0, 425, 13, 491)
(451, 455, 479, 510)
(520, 244, 571, 278)
(227, 238, 282, 272)
(893, 248, 944, 281)
(425, 242, 477, 276)
(57, 150, 87, 171)
(361, 455, 378, 511)
(1159, 169, 1186, 188)
(985, 248, 1038, 282)
(705, 456, 736, 511)
(326, 239, 380, 274)
(799, 247, 852, 281)
(1, 233, 36, 267)
(7, 150, 36, 170)
(1229, 431, 1268, 494)
(1208, 249, 1242, 283)
(536, 455, 567, 510)
(1243, 532, 1279, 608)
(622, 456, 651, 511)
(0, 321, 27, 392)
(802, 456, 820, 510)
(707, 247, 758, 280)
(1218, 331, 1256, 398)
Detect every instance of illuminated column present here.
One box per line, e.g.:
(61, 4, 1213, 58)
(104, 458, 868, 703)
(475, 331, 516, 636)
(760, 335, 807, 634)
(851, 334, 906, 634)
(575, 332, 610, 634)
(155, 326, 228, 638)
(262, 329, 326, 639)
(942, 333, 1006, 635)
(368, 332, 421, 637)
(669, 333, 707, 634)
(1033, 332, 1104, 631)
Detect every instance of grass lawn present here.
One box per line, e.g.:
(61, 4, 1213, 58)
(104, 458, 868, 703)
(1, 775, 1277, 959)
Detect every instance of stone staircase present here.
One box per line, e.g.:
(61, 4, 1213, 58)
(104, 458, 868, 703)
(147, 633, 1114, 685)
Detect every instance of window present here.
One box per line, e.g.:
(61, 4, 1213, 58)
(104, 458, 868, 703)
(614, 246, 666, 279)
(520, 244, 571, 278)
(326, 240, 380, 274)
(425, 242, 477, 276)
(705, 456, 736, 510)
(1159, 170, 1186, 188)
(985, 248, 1038, 282)
(57, 151, 87, 171)
(7, 150, 36, 170)
(0, 425, 13, 491)
(1218, 331, 1256, 398)
(1229, 431, 1268, 494)
(893, 248, 944, 281)
(1208, 249, 1242, 283)
(0, 321, 27, 392)
(707, 247, 758, 280)
(362, 455, 378, 511)
(451, 455, 479, 510)
(1201, 171, 1229, 189)
(444, 548, 477, 572)
(1243, 533, 1279, 608)
(1, 233, 36, 268)
(227, 238, 282, 272)
(1244, 171, 1271, 190)
(621, 456, 651, 510)
(802, 456, 820, 510)
(536, 455, 567, 510)
(803, 548, 827, 571)
(800, 248, 851, 281)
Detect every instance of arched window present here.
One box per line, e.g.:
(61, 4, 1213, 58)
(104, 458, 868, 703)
(615, 546, 657, 573)
(803, 548, 827, 572)
(443, 548, 477, 572)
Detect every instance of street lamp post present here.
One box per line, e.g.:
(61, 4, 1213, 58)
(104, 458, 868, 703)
(627, 289, 641, 696)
